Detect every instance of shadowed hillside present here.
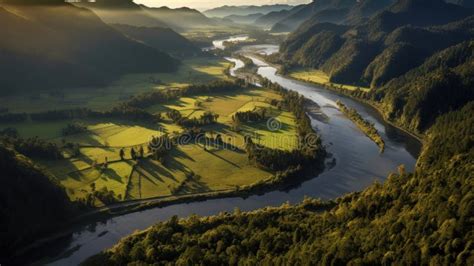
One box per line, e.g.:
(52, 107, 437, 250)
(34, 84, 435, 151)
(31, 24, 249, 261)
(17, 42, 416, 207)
(0, 1, 178, 95)
(112, 24, 200, 56)
(270, 0, 394, 32)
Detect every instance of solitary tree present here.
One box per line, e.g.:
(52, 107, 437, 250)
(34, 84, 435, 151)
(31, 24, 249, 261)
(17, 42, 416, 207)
(139, 146, 144, 158)
(103, 157, 108, 169)
(119, 148, 125, 160)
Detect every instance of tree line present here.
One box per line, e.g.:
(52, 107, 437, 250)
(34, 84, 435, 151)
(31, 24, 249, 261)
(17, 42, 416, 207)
(167, 110, 219, 128)
(232, 108, 267, 123)
(0, 129, 62, 160)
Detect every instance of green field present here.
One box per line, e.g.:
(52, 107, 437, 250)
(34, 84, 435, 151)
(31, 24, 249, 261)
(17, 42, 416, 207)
(289, 69, 370, 92)
(0, 60, 300, 206)
(0, 57, 232, 113)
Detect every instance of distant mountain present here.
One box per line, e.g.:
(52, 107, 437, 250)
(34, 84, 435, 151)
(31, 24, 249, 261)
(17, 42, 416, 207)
(254, 9, 293, 28)
(224, 13, 264, 24)
(384, 0, 473, 27)
(271, 0, 360, 32)
(271, 0, 396, 33)
(112, 24, 200, 56)
(204, 4, 293, 18)
(0, 2, 178, 95)
(75, 1, 217, 32)
(271, 3, 319, 32)
(141, 6, 218, 31)
(73, 0, 171, 29)
(71, 1, 208, 55)
(281, 0, 474, 88)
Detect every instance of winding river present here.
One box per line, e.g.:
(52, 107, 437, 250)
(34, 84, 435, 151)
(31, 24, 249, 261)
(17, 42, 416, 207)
(38, 43, 421, 265)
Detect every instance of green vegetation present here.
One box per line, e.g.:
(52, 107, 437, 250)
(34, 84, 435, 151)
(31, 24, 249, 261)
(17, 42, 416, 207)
(0, 58, 232, 113)
(288, 68, 370, 92)
(336, 101, 385, 152)
(84, 100, 474, 266)
(0, 144, 77, 262)
(375, 41, 474, 133)
(280, 2, 474, 88)
(280, 2, 474, 136)
(0, 79, 320, 207)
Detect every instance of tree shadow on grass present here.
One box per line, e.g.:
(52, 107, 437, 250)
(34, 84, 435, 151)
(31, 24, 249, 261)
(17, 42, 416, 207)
(137, 159, 174, 182)
(205, 149, 241, 169)
(171, 146, 195, 162)
(101, 167, 124, 183)
(179, 178, 211, 194)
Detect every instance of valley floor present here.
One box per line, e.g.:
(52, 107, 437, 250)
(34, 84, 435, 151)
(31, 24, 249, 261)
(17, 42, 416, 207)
(0, 57, 301, 207)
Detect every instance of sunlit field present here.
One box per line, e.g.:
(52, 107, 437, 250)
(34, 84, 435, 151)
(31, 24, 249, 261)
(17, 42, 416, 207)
(289, 68, 370, 92)
(1, 83, 298, 205)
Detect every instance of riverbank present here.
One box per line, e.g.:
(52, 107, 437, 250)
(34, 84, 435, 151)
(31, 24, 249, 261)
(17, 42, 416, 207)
(20, 156, 325, 265)
(282, 70, 425, 144)
(336, 100, 385, 152)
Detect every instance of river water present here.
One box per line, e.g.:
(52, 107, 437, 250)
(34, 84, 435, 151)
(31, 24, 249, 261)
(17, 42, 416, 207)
(39, 44, 420, 265)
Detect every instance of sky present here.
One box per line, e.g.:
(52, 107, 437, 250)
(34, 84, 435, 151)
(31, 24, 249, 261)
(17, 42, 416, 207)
(134, 0, 311, 11)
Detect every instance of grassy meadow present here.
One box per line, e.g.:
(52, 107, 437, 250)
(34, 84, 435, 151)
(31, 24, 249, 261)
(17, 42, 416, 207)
(0, 57, 232, 113)
(289, 68, 370, 92)
(0, 56, 300, 206)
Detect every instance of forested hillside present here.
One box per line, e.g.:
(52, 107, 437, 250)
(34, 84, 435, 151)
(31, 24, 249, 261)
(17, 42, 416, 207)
(0, 1, 178, 95)
(280, 0, 474, 134)
(270, 0, 395, 33)
(0, 144, 76, 263)
(84, 101, 474, 265)
(375, 41, 474, 133)
(281, 0, 473, 87)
